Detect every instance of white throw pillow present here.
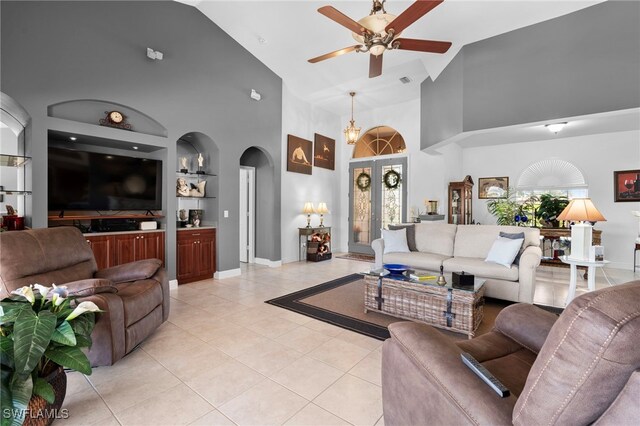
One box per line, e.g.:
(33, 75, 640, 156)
(485, 236, 524, 268)
(382, 228, 410, 254)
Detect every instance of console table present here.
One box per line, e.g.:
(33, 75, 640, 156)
(298, 227, 331, 261)
(540, 228, 602, 276)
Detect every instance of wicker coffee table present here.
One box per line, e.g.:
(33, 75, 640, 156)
(363, 269, 485, 338)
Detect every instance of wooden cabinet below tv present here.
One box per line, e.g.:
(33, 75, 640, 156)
(85, 230, 165, 270)
(177, 228, 216, 284)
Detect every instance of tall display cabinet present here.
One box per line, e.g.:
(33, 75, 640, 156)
(448, 175, 474, 225)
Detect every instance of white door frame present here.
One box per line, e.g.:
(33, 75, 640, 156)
(239, 166, 255, 263)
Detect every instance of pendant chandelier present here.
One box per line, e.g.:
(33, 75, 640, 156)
(344, 92, 361, 145)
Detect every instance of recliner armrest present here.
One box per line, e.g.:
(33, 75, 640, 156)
(493, 303, 558, 354)
(65, 278, 117, 297)
(95, 259, 162, 284)
(384, 322, 516, 425)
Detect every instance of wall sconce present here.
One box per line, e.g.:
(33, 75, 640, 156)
(302, 202, 315, 228)
(316, 202, 329, 227)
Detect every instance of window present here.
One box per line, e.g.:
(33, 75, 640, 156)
(352, 126, 406, 158)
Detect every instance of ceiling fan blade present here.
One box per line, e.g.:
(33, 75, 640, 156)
(369, 54, 383, 78)
(318, 6, 372, 36)
(394, 38, 452, 54)
(308, 45, 362, 63)
(386, 0, 444, 35)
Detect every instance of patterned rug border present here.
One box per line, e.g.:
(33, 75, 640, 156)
(335, 253, 375, 263)
(265, 273, 391, 340)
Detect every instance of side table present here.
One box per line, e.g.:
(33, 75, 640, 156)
(298, 227, 331, 261)
(560, 256, 609, 305)
(634, 243, 640, 273)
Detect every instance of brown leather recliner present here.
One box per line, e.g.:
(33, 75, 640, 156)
(0, 227, 169, 367)
(382, 280, 640, 425)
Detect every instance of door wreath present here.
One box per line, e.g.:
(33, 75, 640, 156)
(356, 172, 371, 191)
(383, 169, 401, 189)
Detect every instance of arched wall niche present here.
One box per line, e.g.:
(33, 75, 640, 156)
(352, 126, 406, 158)
(48, 99, 167, 137)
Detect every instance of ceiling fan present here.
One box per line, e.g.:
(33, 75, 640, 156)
(308, 0, 452, 78)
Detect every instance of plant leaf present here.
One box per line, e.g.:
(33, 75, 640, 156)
(13, 309, 56, 376)
(51, 321, 76, 346)
(70, 313, 95, 338)
(44, 346, 91, 375)
(0, 335, 14, 369)
(1, 370, 12, 425)
(74, 334, 92, 349)
(9, 374, 32, 426)
(0, 302, 29, 325)
(32, 377, 55, 404)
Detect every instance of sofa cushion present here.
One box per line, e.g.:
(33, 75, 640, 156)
(499, 231, 526, 265)
(115, 280, 163, 327)
(485, 236, 524, 268)
(414, 223, 457, 257)
(383, 252, 450, 272)
(389, 224, 417, 251)
(382, 228, 410, 254)
(443, 257, 519, 281)
(453, 225, 539, 259)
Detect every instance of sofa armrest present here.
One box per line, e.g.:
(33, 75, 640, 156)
(64, 278, 117, 297)
(95, 259, 162, 284)
(383, 322, 516, 425)
(516, 245, 542, 303)
(371, 238, 384, 269)
(493, 303, 558, 354)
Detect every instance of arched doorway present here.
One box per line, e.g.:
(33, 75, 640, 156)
(239, 147, 275, 264)
(348, 126, 407, 254)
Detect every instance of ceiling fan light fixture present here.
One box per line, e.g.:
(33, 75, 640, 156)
(369, 43, 386, 57)
(351, 13, 398, 43)
(344, 92, 361, 145)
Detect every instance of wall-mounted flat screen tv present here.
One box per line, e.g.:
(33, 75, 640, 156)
(48, 147, 162, 211)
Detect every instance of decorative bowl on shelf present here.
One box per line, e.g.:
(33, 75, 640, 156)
(383, 264, 410, 275)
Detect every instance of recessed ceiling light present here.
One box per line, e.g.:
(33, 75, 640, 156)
(545, 122, 568, 133)
(258, 36, 267, 44)
(132, 146, 139, 150)
(105, 155, 113, 159)
(69, 136, 77, 141)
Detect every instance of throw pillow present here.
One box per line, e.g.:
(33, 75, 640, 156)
(382, 228, 410, 254)
(389, 224, 417, 251)
(499, 231, 526, 265)
(485, 236, 524, 268)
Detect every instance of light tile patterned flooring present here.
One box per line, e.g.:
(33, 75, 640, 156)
(60, 257, 639, 426)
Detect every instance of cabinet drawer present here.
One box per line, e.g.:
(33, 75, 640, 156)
(177, 229, 215, 240)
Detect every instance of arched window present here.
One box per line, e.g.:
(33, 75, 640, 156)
(516, 159, 588, 199)
(352, 126, 406, 158)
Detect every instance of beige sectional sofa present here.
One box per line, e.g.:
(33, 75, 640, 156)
(371, 223, 542, 303)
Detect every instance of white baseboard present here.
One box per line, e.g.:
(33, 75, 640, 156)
(254, 258, 282, 268)
(214, 268, 241, 279)
(169, 279, 178, 290)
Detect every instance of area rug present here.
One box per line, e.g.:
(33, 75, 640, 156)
(266, 274, 546, 341)
(335, 253, 375, 262)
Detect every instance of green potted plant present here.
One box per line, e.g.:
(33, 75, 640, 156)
(1, 284, 101, 426)
(485, 188, 520, 225)
(536, 194, 569, 227)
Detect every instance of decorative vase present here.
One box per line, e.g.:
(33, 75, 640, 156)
(25, 365, 67, 426)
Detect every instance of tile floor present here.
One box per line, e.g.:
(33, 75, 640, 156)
(59, 256, 639, 426)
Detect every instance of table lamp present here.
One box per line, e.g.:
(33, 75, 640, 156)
(316, 202, 329, 227)
(557, 198, 606, 261)
(302, 202, 315, 228)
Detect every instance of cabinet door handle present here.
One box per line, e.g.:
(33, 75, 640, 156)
(86, 240, 91, 244)
(140, 236, 144, 239)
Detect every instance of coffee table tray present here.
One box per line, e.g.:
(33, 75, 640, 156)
(363, 273, 485, 338)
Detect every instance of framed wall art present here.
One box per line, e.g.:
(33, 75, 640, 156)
(614, 169, 640, 202)
(287, 134, 312, 175)
(313, 133, 335, 170)
(478, 177, 509, 199)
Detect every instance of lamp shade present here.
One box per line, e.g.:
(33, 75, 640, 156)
(316, 202, 329, 215)
(557, 198, 606, 222)
(302, 202, 315, 214)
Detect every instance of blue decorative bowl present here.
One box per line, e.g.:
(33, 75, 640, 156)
(384, 264, 410, 275)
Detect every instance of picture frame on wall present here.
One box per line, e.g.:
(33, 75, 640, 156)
(287, 134, 312, 175)
(614, 169, 640, 202)
(478, 177, 509, 199)
(313, 133, 335, 170)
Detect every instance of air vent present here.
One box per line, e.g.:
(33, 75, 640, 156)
(399, 76, 412, 84)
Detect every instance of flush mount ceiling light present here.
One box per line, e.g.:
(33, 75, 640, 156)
(546, 122, 568, 134)
(344, 92, 361, 145)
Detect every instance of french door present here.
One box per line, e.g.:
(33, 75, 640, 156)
(348, 157, 407, 254)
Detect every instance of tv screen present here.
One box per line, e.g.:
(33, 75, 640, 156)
(48, 147, 163, 211)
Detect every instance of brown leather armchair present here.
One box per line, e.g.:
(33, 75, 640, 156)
(382, 280, 640, 425)
(0, 227, 169, 366)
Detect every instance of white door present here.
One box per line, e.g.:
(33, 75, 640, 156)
(239, 167, 255, 263)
